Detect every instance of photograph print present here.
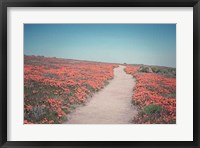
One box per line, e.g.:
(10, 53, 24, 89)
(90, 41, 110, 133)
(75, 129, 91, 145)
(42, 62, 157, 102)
(24, 24, 176, 124)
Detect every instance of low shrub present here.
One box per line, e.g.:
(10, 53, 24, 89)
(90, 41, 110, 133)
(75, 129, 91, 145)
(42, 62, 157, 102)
(139, 66, 151, 73)
(143, 104, 162, 115)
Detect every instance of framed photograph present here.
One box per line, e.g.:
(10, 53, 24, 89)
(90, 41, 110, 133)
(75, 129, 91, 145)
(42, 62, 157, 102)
(1, 0, 199, 147)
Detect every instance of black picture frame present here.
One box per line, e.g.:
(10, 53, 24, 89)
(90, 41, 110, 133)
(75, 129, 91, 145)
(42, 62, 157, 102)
(0, 0, 199, 147)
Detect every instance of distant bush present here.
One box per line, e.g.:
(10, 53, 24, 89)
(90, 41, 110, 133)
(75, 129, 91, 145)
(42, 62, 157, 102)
(139, 65, 151, 73)
(151, 67, 176, 77)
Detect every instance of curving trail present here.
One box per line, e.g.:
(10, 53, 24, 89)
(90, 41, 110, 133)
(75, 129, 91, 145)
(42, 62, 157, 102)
(66, 65, 137, 124)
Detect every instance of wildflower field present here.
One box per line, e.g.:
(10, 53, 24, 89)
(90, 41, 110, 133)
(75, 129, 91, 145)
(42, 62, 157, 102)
(24, 56, 117, 124)
(24, 55, 176, 124)
(125, 65, 176, 124)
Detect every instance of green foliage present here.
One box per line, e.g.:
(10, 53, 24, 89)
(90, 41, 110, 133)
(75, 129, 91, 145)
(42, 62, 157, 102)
(139, 66, 150, 73)
(143, 104, 162, 115)
(161, 92, 176, 98)
(151, 66, 176, 77)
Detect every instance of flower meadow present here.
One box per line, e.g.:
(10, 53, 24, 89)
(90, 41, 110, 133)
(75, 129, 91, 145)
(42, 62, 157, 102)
(24, 56, 117, 124)
(24, 55, 176, 124)
(125, 65, 176, 124)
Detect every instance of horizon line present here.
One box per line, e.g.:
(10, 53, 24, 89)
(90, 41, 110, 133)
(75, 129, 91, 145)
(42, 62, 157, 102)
(24, 54, 176, 68)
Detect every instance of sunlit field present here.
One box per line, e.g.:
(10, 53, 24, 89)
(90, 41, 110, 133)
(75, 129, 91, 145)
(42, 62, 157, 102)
(24, 55, 117, 124)
(125, 65, 176, 124)
(24, 55, 176, 124)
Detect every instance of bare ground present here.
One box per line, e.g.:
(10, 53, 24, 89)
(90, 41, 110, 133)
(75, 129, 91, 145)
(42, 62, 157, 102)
(65, 65, 137, 124)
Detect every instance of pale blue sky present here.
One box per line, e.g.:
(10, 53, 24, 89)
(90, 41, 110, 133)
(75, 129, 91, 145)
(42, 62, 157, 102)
(24, 24, 176, 67)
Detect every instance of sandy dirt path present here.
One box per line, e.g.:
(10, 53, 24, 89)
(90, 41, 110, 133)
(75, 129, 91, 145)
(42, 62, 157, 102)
(66, 65, 137, 124)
